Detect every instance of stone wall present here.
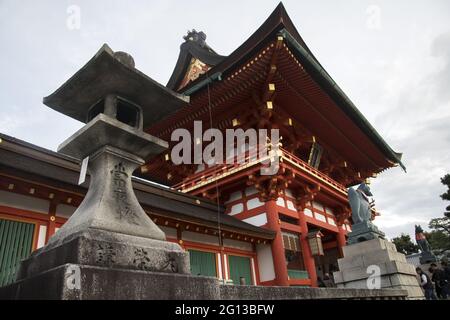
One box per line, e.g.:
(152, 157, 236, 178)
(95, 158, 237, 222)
(0, 263, 407, 300)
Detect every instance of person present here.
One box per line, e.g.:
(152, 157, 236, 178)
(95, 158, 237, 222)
(317, 276, 327, 288)
(440, 261, 450, 299)
(430, 263, 447, 299)
(416, 267, 437, 300)
(323, 273, 335, 288)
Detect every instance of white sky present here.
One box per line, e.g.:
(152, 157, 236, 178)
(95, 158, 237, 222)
(1, 0, 449, 240)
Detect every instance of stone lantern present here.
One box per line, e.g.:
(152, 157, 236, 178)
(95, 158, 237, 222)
(2, 45, 224, 299)
(40, 45, 188, 250)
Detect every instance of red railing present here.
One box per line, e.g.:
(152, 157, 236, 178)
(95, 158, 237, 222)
(172, 146, 269, 192)
(172, 147, 347, 195)
(280, 148, 347, 194)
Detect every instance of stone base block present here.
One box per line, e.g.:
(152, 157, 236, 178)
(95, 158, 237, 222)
(347, 221, 385, 245)
(338, 248, 407, 270)
(0, 264, 220, 300)
(335, 260, 417, 283)
(342, 237, 396, 256)
(419, 252, 438, 264)
(336, 276, 423, 299)
(334, 238, 424, 300)
(17, 229, 189, 281)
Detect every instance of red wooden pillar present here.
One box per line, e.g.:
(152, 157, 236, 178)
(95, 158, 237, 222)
(337, 225, 347, 258)
(265, 200, 289, 286)
(298, 211, 318, 287)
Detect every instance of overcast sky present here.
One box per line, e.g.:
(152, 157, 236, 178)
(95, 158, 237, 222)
(1, 0, 449, 240)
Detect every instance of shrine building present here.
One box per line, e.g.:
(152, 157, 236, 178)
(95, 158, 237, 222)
(0, 3, 403, 288)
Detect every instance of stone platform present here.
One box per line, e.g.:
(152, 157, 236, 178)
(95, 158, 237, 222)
(0, 229, 409, 300)
(0, 263, 408, 300)
(333, 238, 424, 299)
(16, 229, 189, 281)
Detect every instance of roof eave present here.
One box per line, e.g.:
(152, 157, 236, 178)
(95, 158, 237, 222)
(278, 28, 406, 172)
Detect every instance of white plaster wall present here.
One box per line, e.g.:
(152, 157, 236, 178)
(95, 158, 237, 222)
(315, 212, 326, 222)
(312, 201, 324, 211)
(286, 200, 297, 211)
(37, 225, 47, 249)
(0, 190, 49, 214)
(225, 191, 242, 204)
(56, 204, 76, 218)
(245, 186, 258, 196)
(242, 213, 267, 227)
(223, 238, 253, 251)
(304, 208, 313, 217)
(247, 197, 264, 210)
(327, 218, 337, 226)
(256, 244, 275, 282)
(160, 226, 177, 239)
(276, 197, 285, 207)
(182, 231, 219, 245)
(228, 203, 243, 216)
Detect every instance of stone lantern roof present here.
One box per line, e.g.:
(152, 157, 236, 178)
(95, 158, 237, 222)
(43, 44, 189, 128)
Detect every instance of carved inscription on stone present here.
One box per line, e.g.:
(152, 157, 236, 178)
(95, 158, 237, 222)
(161, 254, 178, 273)
(133, 248, 151, 270)
(132, 248, 178, 273)
(111, 162, 139, 224)
(96, 243, 116, 265)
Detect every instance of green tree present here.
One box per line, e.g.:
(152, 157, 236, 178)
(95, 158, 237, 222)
(441, 174, 450, 218)
(429, 217, 450, 234)
(440, 174, 450, 201)
(424, 175, 450, 254)
(392, 233, 419, 255)
(424, 230, 450, 255)
(430, 174, 450, 235)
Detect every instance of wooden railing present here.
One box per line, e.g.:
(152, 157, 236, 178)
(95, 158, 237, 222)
(172, 147, 347, 196)
(280, 148, 347, 195)
(172, 145, 272, 192)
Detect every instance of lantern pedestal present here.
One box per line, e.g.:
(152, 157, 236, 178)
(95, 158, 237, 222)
(333, 238, 424, 299)
(1, 114, 194, 299)
(419, 251, 438, 265)
(347, 221, 385, 245)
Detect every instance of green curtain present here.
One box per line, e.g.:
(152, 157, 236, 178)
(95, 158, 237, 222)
(188, 250, 217, 277)
(0, 218, 35, 286)
(228, 255, 252, 285)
